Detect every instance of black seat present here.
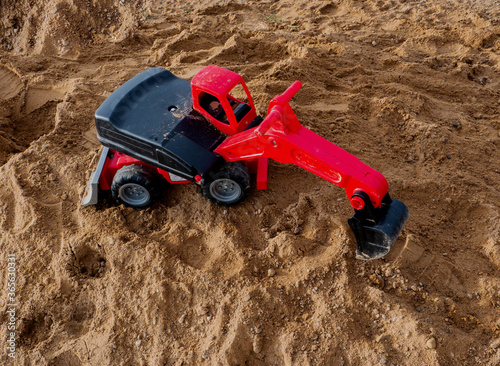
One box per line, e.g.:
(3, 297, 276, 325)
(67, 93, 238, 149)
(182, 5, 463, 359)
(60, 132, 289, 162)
(234, 103, 251, 122)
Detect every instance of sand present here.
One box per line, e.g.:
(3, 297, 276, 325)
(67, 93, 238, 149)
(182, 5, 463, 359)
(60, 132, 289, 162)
(1, 0, 500, 365)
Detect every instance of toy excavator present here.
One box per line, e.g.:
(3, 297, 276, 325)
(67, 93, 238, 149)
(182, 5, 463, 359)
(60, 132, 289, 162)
(82, 65, 409, 259)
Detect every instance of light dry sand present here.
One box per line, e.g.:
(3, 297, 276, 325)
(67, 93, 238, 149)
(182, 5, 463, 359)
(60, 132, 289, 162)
(1, 0, 500, 365)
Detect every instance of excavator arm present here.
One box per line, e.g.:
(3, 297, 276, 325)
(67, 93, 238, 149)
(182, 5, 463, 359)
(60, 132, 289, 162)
(214, 81, 409, 259)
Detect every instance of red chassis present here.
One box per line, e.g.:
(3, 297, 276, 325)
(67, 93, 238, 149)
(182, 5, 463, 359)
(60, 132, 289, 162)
(97, 149, 269, 192)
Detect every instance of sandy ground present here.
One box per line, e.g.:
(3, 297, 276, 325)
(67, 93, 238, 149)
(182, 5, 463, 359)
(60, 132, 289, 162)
(0, 0, 500, 365)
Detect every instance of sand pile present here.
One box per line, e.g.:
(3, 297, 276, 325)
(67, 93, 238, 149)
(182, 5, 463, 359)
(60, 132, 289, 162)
(1, 0, 500, 365)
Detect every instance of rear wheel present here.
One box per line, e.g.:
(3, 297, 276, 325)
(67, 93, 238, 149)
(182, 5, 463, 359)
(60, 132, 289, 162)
(111, 165, 160, 208)
(202, 162, 250, 206)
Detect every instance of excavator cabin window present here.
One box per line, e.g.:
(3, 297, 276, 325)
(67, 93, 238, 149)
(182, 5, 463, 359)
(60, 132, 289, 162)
(227, 83, 251, 123)
(198, 92, 229, 125)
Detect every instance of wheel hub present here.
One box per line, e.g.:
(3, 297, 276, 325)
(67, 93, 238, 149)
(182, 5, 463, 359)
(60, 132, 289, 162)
(119, 183, 150, 206)
(209, 178, 241, 203)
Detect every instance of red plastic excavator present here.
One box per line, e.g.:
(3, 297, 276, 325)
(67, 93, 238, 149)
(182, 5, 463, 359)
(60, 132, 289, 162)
(82, 65, 409, 259)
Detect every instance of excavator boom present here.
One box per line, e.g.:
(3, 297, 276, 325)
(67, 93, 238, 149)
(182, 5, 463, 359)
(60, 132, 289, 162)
(214, 81, 409, 259)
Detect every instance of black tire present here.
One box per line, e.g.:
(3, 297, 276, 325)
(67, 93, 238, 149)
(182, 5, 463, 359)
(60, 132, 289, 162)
(202, 162, 250, 206)
(111, 165, 160, 208)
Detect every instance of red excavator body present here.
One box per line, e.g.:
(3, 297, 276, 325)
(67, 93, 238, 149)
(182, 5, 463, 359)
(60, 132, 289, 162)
(82, 65, 409, 259)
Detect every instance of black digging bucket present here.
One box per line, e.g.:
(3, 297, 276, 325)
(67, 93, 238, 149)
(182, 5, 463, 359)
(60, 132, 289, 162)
(348, 194, 410, 260)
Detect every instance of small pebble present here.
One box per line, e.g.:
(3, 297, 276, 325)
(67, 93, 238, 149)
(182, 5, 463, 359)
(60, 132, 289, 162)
(490, 338, 500, 349)
(267, 268, 276, 277)
(244, 295, 251, 302)
(256, 327, 262, 334)
(293, 227, 301, 235)
(376, 334, 387, 343)
(372, 40, 377, 46)
(426, 337, 437, 349)
(253, 337, 263, 353)
(135, 340, 141, 347)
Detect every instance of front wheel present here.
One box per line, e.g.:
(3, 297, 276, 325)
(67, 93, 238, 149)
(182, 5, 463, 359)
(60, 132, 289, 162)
(202, 162, 250, 206)
(111, 165, 160, 208)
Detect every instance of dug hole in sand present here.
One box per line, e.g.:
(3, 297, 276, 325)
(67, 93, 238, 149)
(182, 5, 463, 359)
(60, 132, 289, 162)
(0, 0, 500, 365)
